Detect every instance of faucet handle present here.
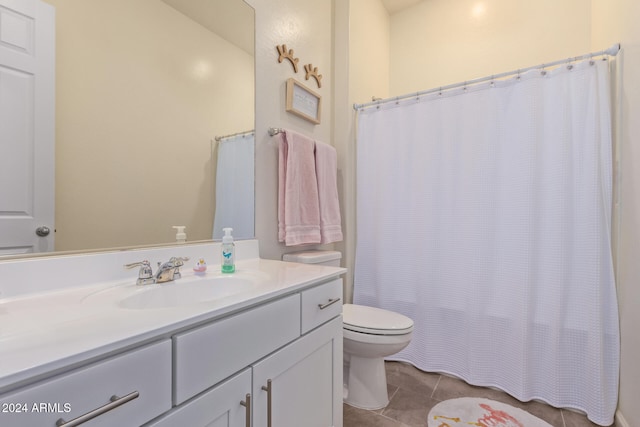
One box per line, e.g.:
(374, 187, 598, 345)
(170, 257, 190, 279)
(124, 260, 155, 286)
(169, 256, 190, 265)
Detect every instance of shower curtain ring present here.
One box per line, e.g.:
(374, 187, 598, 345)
(540, 65, 547, 76)
(566, 57, 574, 70)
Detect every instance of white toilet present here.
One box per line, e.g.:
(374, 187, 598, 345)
(282, 250, 414, 410)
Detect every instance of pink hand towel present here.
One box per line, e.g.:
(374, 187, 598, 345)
(278, 130, 321, 246)
(314, 141, 343, 244)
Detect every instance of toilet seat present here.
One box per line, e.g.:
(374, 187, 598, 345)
(343, 304, 413, 336)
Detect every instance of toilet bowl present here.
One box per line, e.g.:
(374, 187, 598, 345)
(282, 250, 414, 410)
(342, 303, 413, 409)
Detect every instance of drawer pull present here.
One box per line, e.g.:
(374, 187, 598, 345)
(261, 379, 272, 427)
(318, 297, 341, 310)
(55, 391, 139, 427)
(240, 393, 251, 427)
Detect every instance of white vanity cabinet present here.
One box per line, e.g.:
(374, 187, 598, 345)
(0, 340, 172, 426)
(149, 278, 343, 427)
(0, 249, 345, 427)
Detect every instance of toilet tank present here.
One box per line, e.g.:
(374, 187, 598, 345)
(282, 250, 342, 267)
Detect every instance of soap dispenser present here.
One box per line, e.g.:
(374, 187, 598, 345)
(173, 226, 187, 243)
(221, 227, 235, 273)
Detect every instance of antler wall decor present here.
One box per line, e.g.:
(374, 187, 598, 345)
(304, 63, 323, 88)
(276, 44, 299, 73)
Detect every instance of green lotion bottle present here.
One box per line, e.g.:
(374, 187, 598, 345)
(221, 227, 235, 273)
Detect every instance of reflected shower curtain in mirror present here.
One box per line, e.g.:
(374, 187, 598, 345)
(354, 59, 619, 425)
(213, 133, 254, 239)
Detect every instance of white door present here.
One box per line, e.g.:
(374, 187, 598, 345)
(0, 0, 55, 256)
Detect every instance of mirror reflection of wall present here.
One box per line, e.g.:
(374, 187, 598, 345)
(45, 0, 254, 252)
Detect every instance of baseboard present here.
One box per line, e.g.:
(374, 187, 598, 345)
(616, 410, 630, 427)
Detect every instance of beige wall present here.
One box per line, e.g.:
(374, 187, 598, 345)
(248, 0, 335, 261)
(49, 0, 253, 251)
(389, 0, 591, 94)
(349, 0, 390, 104)
(345, 0, 594, 299)
(335, 0, 390, 302)
(591, 1, 640, 426)
(332, 0, 352, 302)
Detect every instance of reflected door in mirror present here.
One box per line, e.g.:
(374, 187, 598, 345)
(0, 0, 55, 256)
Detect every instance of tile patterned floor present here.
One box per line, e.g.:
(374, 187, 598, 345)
(343, 361, 608, 427)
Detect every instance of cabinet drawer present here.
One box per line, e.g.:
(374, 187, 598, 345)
(301, 279, 343, 334)
(173, 294, 300, 404)
(0, 340, 171, 427)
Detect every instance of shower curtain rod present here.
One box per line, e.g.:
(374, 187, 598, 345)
(353, 43, 620, 111)
(214, 129, 255, 142)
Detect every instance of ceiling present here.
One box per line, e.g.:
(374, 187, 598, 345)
(160, 0, 422, 55)
(162, 0, 254, 55)
(381, 0, 424, 15)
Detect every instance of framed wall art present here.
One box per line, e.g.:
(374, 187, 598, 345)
(286, 78, 321, 124)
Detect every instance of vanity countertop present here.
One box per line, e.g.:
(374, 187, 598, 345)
(0, 254, 346, 394)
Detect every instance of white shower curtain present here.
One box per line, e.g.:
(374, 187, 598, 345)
(354, 59, 619, 426)
(212, 133, 254, 239)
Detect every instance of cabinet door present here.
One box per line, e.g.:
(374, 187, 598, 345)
(145, 368, 251, 427)
(252, 316, 343, 427)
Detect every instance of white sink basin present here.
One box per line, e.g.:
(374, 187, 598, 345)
(82, 271, 269, 310)
(120, 276, 258, 309)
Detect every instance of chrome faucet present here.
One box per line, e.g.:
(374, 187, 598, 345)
(125, 257, 189, 285)
(155, 257, 189, 283)
(124, 260, 155, 286)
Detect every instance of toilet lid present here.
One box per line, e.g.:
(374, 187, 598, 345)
(343, 304, 414, 335)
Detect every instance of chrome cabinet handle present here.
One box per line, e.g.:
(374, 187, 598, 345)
(261, 379, 272, 427)
(240, 393, 251, 427)
(55, 391, 139, 427)
(318, 297, 341, 310)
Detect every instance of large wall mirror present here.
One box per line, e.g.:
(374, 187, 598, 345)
(41, 0, 255, 255)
